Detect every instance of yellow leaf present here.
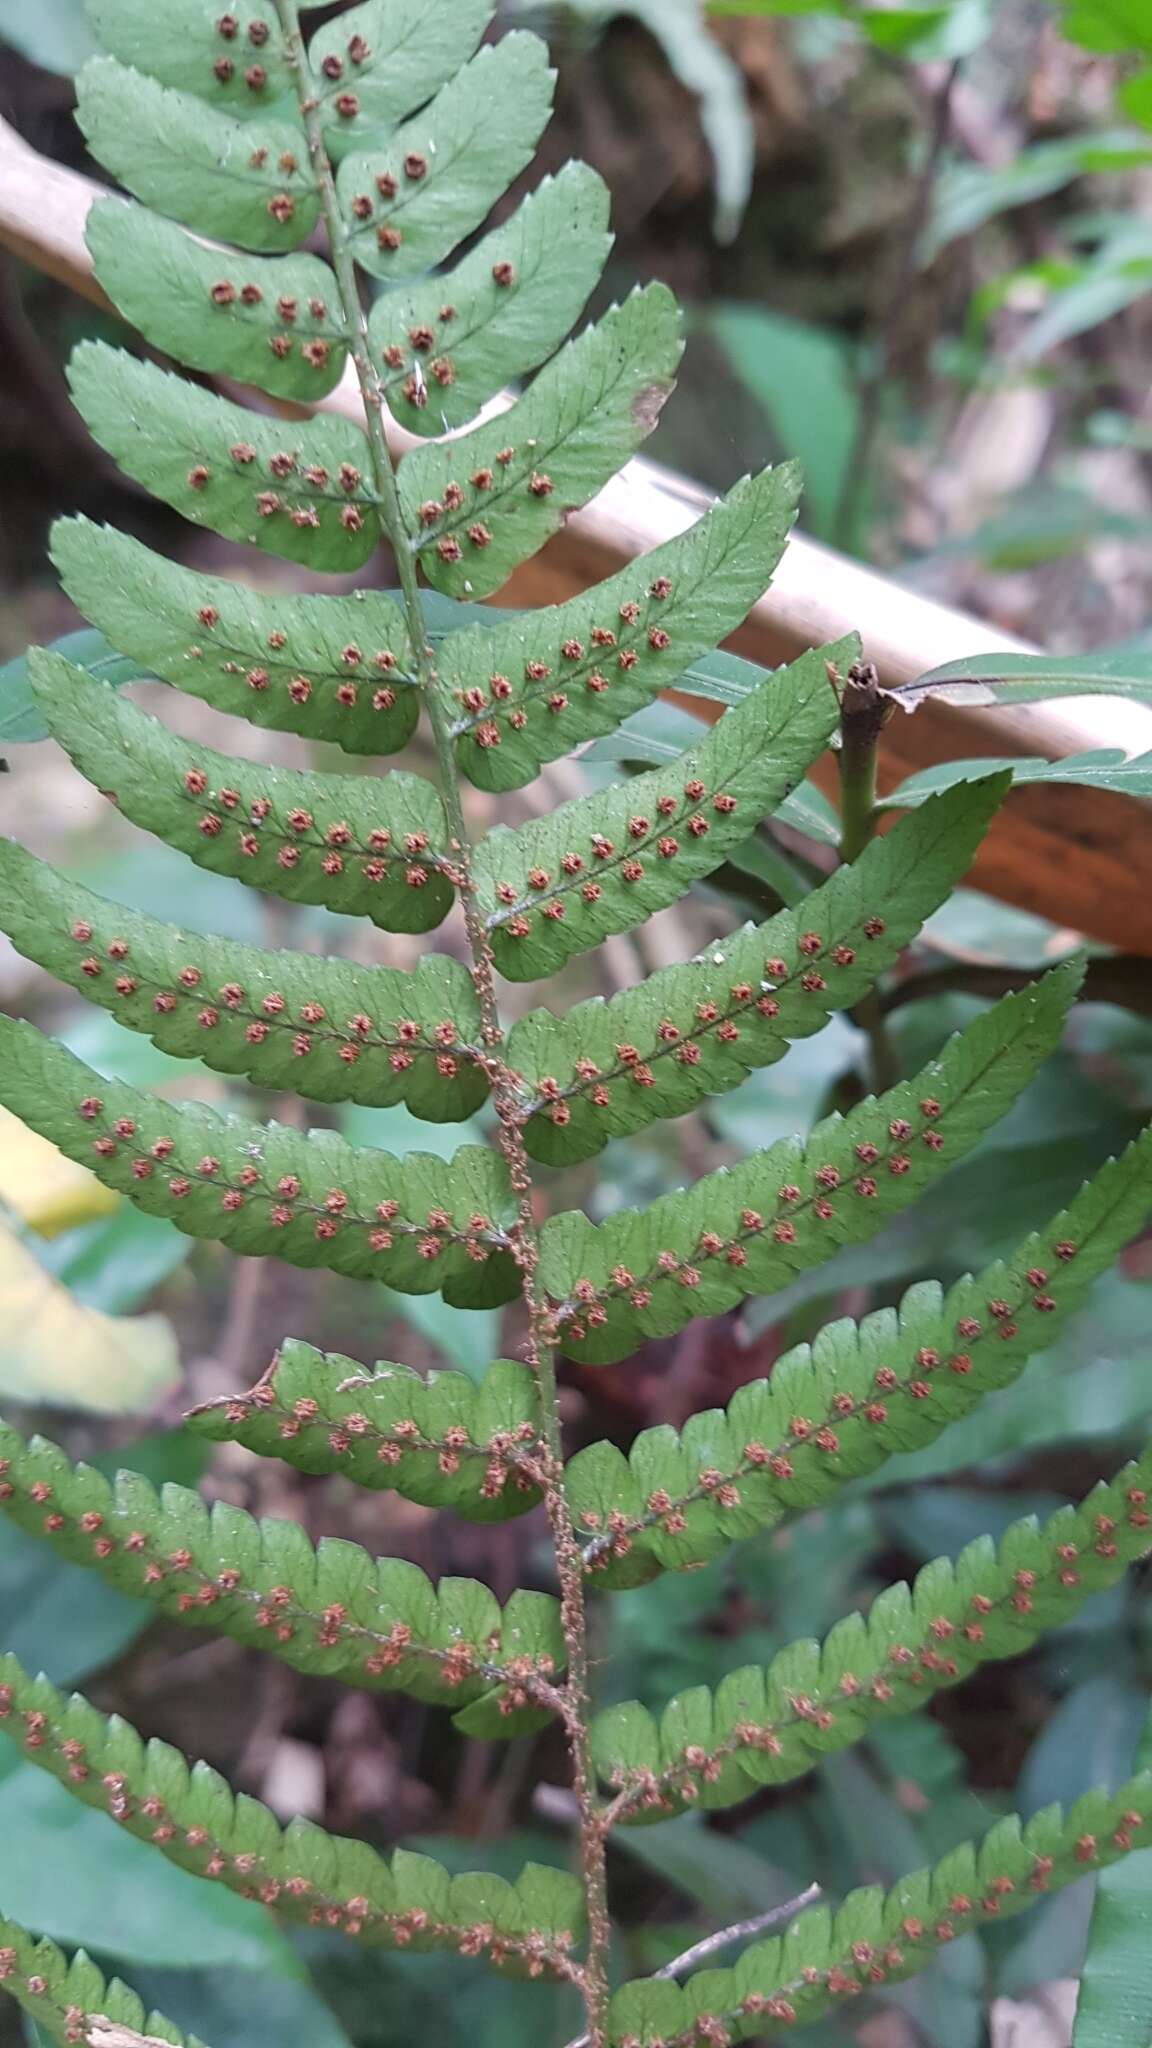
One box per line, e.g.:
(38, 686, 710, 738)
(0, 1218, 179, 1413)
(0, 1103, 120, 1236)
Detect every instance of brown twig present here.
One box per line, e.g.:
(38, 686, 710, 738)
(559, 1886, 823, 2048)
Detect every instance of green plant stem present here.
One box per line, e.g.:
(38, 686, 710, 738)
(837, 724, 879, 871)
(837, 663, 898, 1091)
(274, 10, 612, 2035)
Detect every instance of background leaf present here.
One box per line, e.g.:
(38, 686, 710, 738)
(1073, 1698, 1152, 2045)
(881, 749, 1152, 807)
(121, 1970, 353, 2048)
(0, 1217, 180, 1413)
(925, 131, 1152, 261)
(0, 0, 95, 72)
(577, 0, 755, 239)
(0, 1107, 120, 1236)
(0, 1432, 206, 1688)
(33, 1205, 191, 1316)
(706, 304, 860, 540)
(895, 643, 1152, 711)
(0, 629, 150, 744)
(0, 1748, 296, 1973)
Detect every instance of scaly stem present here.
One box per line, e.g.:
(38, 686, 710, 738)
(837, 660, 898, 1092)
(274, 11, 612, 2036)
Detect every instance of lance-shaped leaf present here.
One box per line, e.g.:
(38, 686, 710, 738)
(0, 842, 488, 1123)
(510, 779, 1006, 1165)
(884, 747, 1152, 806)
(441, 465, 801, 794)
(0, 1414, 561, 1722)
(371, 162, 612, 441)
(0, 1656, 584, 1976)
(0, 1020, 519, 1309)
(188, 1343, 544, 1520)
(336, 33, 555, 282)
(1074, 1702, 1152, 2048)
(309, 0, 494, 153)
(593, 1449, 1152, 1821)
(68, 344, 379, 573)
(31, 653, 453, 935)
(541, 964, 1082, 1364)
(51, 520, 419, 756)
(475, 640, 850, 983)
(605, 1777, 1152, 2048)
(398, 284, 684, 599)
(0, 1913, 200, 2047)
(76, 59, 315, 253)
(569, 1127, 1152, 1587)
(893, 643, 1152, 714)
(87, 0, 289, 113)
(86, 200, 349, 403)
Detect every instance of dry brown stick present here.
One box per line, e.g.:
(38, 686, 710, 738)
(3, 112, 1152, 952)
(560, 1885, 823, 2048)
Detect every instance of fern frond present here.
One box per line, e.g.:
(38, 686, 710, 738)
(86, 201, 349, 401)
(476, 642, 849, 982)
(606, 1774, 1152, 2044)
(0, 1416, 561, 1723)
(67, 345, 378, 570)
(399, 286, 684, 598)
(509, 779, 1006, 1165)
(51, 521, 420, 755)
(0, 842, 487, 1121)
(0, 1915, 200, 2048)
(442, 467, 801, 793)
(0, 1655, 584, 1977)
(188, 1343, 545, 1521)
(336, 34, 556, 281)
(31, 653, 453, 932)
(0, 1019, 519, 1305)
(541, 963, 1082, 1364)
(566, 1127, 1152, 1584)
(371, 162, 613, 439)
(592, 1447, 1152, 1820)
(3, 5, 1130, 2040)
(76, 58, 316, 251)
